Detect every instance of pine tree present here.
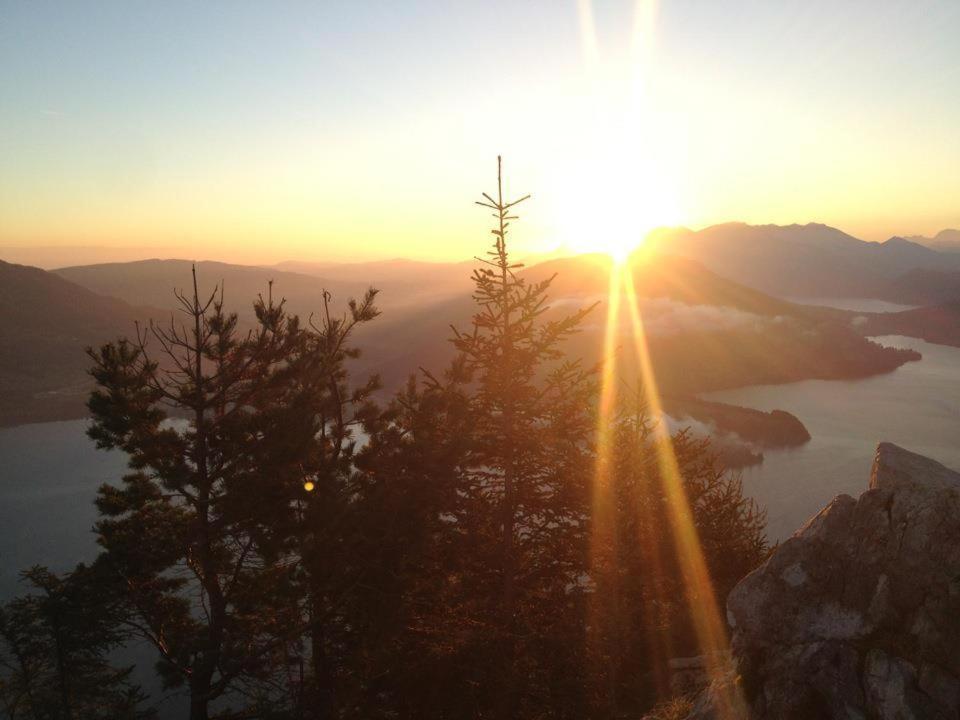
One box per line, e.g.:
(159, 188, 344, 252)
(275, 288, 383, 716)
(86, 270, 313, 720)
(0, 564, 154, 720)
(340, 367, 476, 716)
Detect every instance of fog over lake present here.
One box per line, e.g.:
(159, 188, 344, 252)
(2, 334, 959, 596)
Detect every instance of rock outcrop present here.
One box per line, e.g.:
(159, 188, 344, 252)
(694, 442, 960, 719)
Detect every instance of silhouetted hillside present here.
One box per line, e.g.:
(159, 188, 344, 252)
(532, 253, 801, 316)
(5, 253, 923, 429)
(0, 261, 158, 425)
(57, 258, 469, 317)
(54, 259, 371, 319)
(876, 268, 960, 306)
(273, 257, 473, 304)
(644, 223, 960, 299)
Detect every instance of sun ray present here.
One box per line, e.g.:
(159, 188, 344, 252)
(622, 266, 747, 716)
(587, 260, 623, 679)
(577, 0, 600, 72)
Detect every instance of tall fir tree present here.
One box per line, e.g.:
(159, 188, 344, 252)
(447, 156, 598, 718)
(276, 288, 383, 716)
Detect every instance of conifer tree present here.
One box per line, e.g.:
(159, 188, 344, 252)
(0, 564, 154, 720)
(338, 367, 476, 716)
(448, 156, 598, 718)
(592, 380, 768, 716)
(86, 270, 312, 720)
(272, 288, 383, 716)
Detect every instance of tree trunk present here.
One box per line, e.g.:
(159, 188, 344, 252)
(189, 688, 210, 720)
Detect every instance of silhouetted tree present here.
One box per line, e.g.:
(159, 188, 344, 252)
(443, 156, 598, 718)
(271, 288, 384, 717)
(86, 270, 313, 720)
(0, 564, 153, 720)
(334, 367, 475, 717)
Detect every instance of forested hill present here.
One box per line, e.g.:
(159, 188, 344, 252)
(354, 253, 919, 401)
(0, 254, 921, 428)
(0, 260, 161, 425)
(858, 303, 960, 348)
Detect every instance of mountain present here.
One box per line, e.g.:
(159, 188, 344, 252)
(54, 260, 371, 319)
(0, 261, 158, 426)
(905, 228, 960, 253)
(644, 222, 960, 299)
(5, 253, 921, 435)
(875, 268, 960, 306)
(355, 253, 919, 423)
(0, 245, 188, 269)
(56, 258, 472, 323)
(273, 257, 473, 306)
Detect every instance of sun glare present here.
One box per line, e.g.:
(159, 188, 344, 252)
(557, 0, 683, 264)
(582, 2, 744, 714)
(564, 147, 673, 262)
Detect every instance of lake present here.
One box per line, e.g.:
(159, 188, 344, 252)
(0, 419, 126, 599)
(705, 335, 960, 540)
(2, 334, 958, 579)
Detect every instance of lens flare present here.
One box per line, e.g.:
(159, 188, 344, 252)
(622, 267, 746, 715)
(587, 259, 746, 713)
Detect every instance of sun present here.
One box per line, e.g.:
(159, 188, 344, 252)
(557, 139, 681, 263)
(543, 0, 684, 264)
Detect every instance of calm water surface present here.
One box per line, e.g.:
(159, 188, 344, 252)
(0, 419, 125, 599)
(706, 336, 960, 540)
(2, 334, 959, 581)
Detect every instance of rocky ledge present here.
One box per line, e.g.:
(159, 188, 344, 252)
(691, 442, 960, 719)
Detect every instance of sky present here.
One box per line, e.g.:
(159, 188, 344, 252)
(1, 0, 958, 265)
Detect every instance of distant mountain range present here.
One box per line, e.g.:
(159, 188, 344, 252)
(905, 229, 960, 253)
(4, 220, 957, 433)
(53, 259, 464, 319)
(643, 223, 960, 301)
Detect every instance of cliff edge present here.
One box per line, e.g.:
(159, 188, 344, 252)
(690, 442, 960, 719)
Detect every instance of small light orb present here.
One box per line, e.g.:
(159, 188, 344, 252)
(303, 480, 315, 492)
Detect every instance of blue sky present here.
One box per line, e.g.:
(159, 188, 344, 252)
(2, 0, 958, 262)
